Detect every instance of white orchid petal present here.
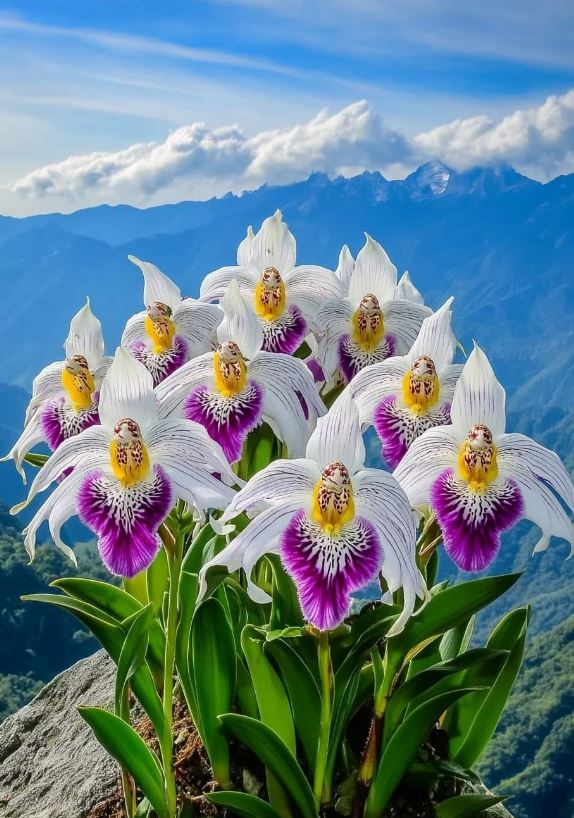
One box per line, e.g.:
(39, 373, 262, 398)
(393, 425, 460, 506)
(451, 344, 506, 437)
(249, 351, 326, 420)
(407, 298, 456, 373)
(306, 393, 365, 473)
(2, 413, 46, 482)
(14, 426, 110, 511)
(198, 502, 300, 603)
(155, 352, 215, 419)
(217, 279, 263, 359)
(350, 357, 408, 424)
(200, 266, 259, 302)
(250, 209, 296, 273)
(99, 348, 158, 433)
(222, 458, 319, 519)
(121, 312, 147, 348)
(382, 300, 433, 354)
(334, 245, 355, 289)
(348, 234, 397, 305)
(128, 255, 181, 311)
(147, 417, 236, 485)
(497, 433, 574, 511)
(64, 299, 106, 370)
(283, 265, 342, 322)
(172, 299, 223, 355)
(258, 375, 313, 458)
(438, 364, 464, 403)
(395, 271, 424, 305)
(237, 225, 255, 267)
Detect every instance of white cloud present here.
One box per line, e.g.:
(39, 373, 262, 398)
(9, 89, 574, 208)
(11, 101, 411, 201)
(414, 89, 574, 178)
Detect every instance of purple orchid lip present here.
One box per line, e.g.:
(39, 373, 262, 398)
(280, 509, 381, 630)
(261, 305, 307, 355)
(374, 395, 451, 469)
(338, 332, 397, 384)
(130, 335, 188, 386)
(40, 393, 100, 451)
(431, 468, 523, 571)
(184, 381, 263, 464)
(78, 465, 173, 577)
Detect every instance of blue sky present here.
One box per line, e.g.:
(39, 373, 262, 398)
(1, 0, 574, 215)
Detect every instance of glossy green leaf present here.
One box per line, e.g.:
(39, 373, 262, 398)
(453, 608, 528, 767)
(267, 554, 303, 630)
(79, 707, 168, 818)
(23, 592, 165, 734)
(265, 638, 320, 769)
(220, 714, 318, 818)
(206, 791, 281, 818)
(147, 548, 169, 615)
(115, 604, 154, 717)
(175, 569, 199, 720)
(192, 597, 236, 786)
(364, 688, 481, 818)
(390, 573, 521, 660)
(23, 452, 49, 468)
(51, 577, 165, 672)
(440, 615, 475, 661)
(383, 648, 505, 746)
(123, 572, 149, 605)
(435, 793, 507, 817)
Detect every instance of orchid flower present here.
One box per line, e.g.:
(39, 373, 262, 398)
(13, 348, 237, 576)
(156, 281, 326, 464)
(394, 345, 574, 571)
(350, 298, 462, 467)
(198, 395, 426, 634)
(2, 300, 111, 479)
(395, 270, 424, 304)
(315, 235, 431, 389)
(199, 210, 341, 355)
(122, 255, 222, 385)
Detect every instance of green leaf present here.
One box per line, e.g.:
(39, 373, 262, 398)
(79, 707, 168, 818)
(51, 577, 165, 673)
(123, 572, 149, 605)
(24, 592, 165, 734)
(383, 649, 505, 746)
(435, 794, 507, 818)
(220, 714, 318, 818)
(206, 791, 281, 818)
(115, 604, 154, 718)
(265, 638, 321, 769)
(147, 548, 169, 615)
(241, 625, 296, 754)
(364, 688, 482, 818)
(23, 452, 49, 468)
(390, 573, 521, 660)
(453, 608, 528, 767)
(175, 570, 199, 720)
(440, 616, 475, 661)
(267, 554, 304, 630)
(192, 597, 236, 787)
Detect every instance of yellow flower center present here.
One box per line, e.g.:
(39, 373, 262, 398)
(110, 418, 150, 487)
(61, 355, 95, 412)
(457, 423, 498, 493)
(254, 267, 286, 321)
(402, 356, 439, 416)
(144, 302, 176, 353)
(213, 342, 247, 397)
(311, 461, 355, 536)
(352, 294, 384, 352)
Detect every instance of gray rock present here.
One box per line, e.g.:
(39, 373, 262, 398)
(0, 650, 119, 818)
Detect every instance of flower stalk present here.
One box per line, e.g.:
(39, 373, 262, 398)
(313, 629, 333, 807)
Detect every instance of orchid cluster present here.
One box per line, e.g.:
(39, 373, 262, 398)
(6, 210, 573, 818)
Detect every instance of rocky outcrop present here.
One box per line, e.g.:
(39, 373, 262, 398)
(0, 650, 118, 818)
(0, 650, 516, 818)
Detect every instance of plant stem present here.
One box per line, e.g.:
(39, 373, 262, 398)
(161, 527, 184, 818)
(313, 630, 333, 807)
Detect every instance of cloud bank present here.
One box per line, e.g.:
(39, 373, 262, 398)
(11, 89, 574, 204)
